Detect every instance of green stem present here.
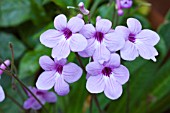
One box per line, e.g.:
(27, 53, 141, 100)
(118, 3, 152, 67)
(93, 94, 103, 113)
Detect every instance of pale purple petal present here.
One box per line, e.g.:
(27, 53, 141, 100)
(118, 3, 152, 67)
(39, 56, 55, 71)
(52, 40, 70, 60)
(113, 65, 129, 84)
(67, 17, 84, 33)
(104, 53, 120, 68)
(54, 76, 70, 96)
(79, 24, 95, 39)
(36, 71, 56, 90)
(96, 19, 112, 33)
(93, 44, 111, 64)
(54, 14, 67, 31)
(115, 26, 130, 40)
(69, 34, 87, 52)
(127, 18, 142, 35)
(0, 60, 10, 75)
(104, 32, 125, 52)
(62, 63, 82, 83)
(40, 29, 63, 48)
(135, 29, 160, 46)
(43, 92, 57, 103)
(136, 43, 158, 62)
(120, 41, 139, 61)
(86, 62, 103, 75)
(31, 99, 43, 110)
(86, 74, 105, 93)
(23, 98, 34, 109)
(54, 58, 67, 66)
(0, 85, 5, 102)
(104, 76, 122, 100)
(78, 38, 97, 57)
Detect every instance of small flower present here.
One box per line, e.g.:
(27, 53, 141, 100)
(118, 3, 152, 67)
(115, 18, 160, 61)
(79, 18, 125, 64)
(0, 85, 5, 102)
(23, 87, 57, 110)
(78, 2, 89, 15)
(86, 53, 129, 100)
(36, 56, 82, 96)
(40, 14, 87, 60)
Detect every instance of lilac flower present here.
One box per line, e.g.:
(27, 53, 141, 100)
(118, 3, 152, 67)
(115, 18, 160, 61)
(23, 87, 57, 110)
(78, 2, 89, 15)
(78, 18, 125, 64)
(0, 85, 5, 102)
(36, 56, 82, 96)
(40, 14, 87, 60)
(86, 53, 129, 100)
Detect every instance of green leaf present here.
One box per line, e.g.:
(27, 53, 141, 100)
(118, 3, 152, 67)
(165, 9, 170, 21)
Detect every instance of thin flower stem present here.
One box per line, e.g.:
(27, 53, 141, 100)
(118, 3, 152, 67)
(93, 94, 103, 113)
(90, 95, 93, 113)
(75, 53, 86, 73)
(126, 81, 130, 113)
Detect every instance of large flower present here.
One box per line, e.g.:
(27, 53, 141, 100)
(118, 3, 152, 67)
(36, 56, 82, 96)
(40, 14, 87, 60)
(79, 18, 125, 64)
(86, 53, 129, 100)
(23, 87, 57, 110)
(115, 18, 160, 61)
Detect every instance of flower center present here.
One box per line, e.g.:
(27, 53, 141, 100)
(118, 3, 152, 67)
(56, 65, 63, 74)
(128, 34, 135, 43)
(94, 31, 104, 43)
(63, 28, 72, 39)
(36, 91, 44, 95)
(102, 67, 112, 77)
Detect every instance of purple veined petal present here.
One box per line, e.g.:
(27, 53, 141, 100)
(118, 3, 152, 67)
(0, 85, 5, 102)
(40, 29, 63, 48)
(31, 98, 44, 110)
(108, 29, 114, 33)
(127, 18, 142, 35)
(136, 43, 158, 62)
(112, 65, 129, 84)
(54, 58, 67, 66)
(54, 76, 70, 96)
(62, 63, 82, 83)
(54, 14, 67, 31)
(93, 44, 111, 64)
(69, 34, 87, 52)
(79, 24, 95, 39)
(0, 60, 10, 75)
(78, 38, 97, 57)
(120, 41, 139, 61)
(39, 56, 55, 71)
(43, 92, 57, 103)
(52, 40, 70, 60)
(36, 71, 56, 90)
(86, 74, 105, 93)
(120, 0, 133, 9)
(104, 76, 123, 100)
(96, 19, 112, 33)
(104, 32, 125, 52)
(23, 97, 35, 109)
(86, 73, 91, 80)
(115, 26, 130, 40)
(86, 62, 103, 75)
(135, 29, 160, 46)
(67, 17, 84, 33)
(104, 53, 120, 68)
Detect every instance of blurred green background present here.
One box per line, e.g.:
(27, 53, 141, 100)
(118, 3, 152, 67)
(0, 0, 170, 113)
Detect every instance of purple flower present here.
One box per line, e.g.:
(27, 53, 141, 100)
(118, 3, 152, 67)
(86, 53, 129, 100)
(40, 14, 87, 60)
(78, 2, 89, 15)
(23, 87, 57, 110)
(36, 56, 82, 96)
(79, 18, 125, 64)
(115, 18, 160, 61)
(0, 85, 5, 102)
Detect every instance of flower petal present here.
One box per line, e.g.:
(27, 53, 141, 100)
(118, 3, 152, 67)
(93, 44, 111, 64)
(135, 29, 160, 46)
(40, 29, 63, 48)
(62, 63, 82, 83)
(127, 18, 142, 35)
(23, 98, 35, 109)
(86, 62, 103, 75)
(136, 43, 158, 62)
(104, 53, 120, 68)
(52, 40, 70, 60)
(96, 19, 112, 33)
(0, 85, 5, 102)
(36, 71, 56, 90)
(39, 56, 55, 71)
(86, 74, 105, 93)
(43, 92, 57, 103)
(54, 58, 67, 66)
(69, 34, 87, 52)
(113, 65, 129, 84)
(120, 41, 139, 61)
(104, 76, 122, 100)
(67, 17, 84, 33)
(104, 32, 125, 52)
(115, 26, 130, 40)
(54, 77, 70, 96)
(80, 24, 95, 39)
(54, 14, 67, 31)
